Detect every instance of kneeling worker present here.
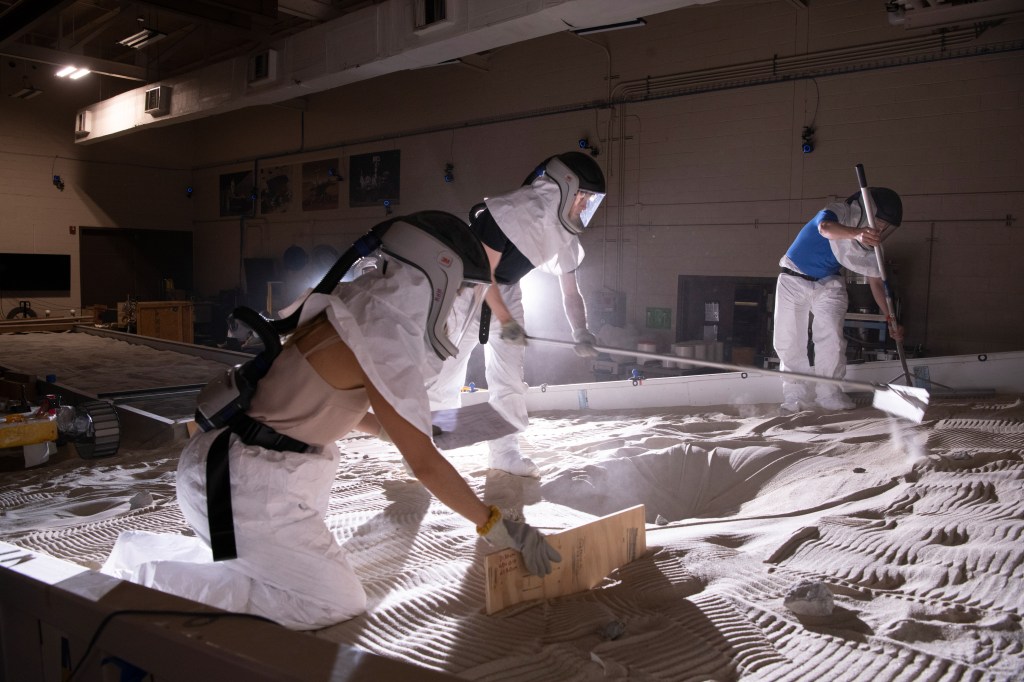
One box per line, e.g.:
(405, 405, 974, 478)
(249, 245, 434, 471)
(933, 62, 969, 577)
(104, 211, 560, 630)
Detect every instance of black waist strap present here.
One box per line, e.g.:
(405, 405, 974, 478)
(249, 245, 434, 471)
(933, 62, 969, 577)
(781, 267, 819, 282)
(231, 414, 312, 454)
(205, 415, 311, 561)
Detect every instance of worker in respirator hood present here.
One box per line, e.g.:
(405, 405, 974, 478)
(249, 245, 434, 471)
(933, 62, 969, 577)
(423, 151, 606, 478)
(773, 188, 905, 413)
(102, 211, 560, 631)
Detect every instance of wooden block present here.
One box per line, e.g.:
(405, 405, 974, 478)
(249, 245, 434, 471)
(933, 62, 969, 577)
(484, 505, 646, 615)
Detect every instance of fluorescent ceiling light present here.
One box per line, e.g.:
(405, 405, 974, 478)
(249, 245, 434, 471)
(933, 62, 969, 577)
(572, 18, 647, 36)
(68, 68, 91, 80)
(56, 65, 77, 77)
(11, 86, 42, 99)
(118, 28, 166, 49)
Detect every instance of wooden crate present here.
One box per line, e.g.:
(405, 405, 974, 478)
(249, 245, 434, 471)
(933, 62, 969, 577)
(136, 301, 194, 344)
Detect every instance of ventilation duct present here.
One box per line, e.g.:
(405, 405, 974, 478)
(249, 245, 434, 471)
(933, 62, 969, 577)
(144, 86, 171, 116)
(248, 49, 279, 86)
(72, 0, 719, 144)
(886, 0, 1023, 29)
(415, 0, 449, 31)
(75, 110, 91, 138)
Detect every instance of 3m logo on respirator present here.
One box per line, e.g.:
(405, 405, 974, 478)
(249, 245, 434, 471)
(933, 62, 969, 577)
(437, 251, 453, 268)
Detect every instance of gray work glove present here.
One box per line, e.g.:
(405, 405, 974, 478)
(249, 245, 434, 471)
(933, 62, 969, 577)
(500, 319, 528, 346)
(481, 510, 561, 577)
(572, 328, 599, 358)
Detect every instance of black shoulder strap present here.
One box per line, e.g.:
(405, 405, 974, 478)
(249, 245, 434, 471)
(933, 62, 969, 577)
(269, 231, 382, 337)
(206, 429, 237, 561)
(204, 231, 383, 562)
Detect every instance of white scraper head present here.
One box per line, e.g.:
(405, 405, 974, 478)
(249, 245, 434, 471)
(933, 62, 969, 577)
(872, 384, 929, 423)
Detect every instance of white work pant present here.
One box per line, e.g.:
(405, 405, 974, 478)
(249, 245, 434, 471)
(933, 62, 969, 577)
(773, 273, 848, 404)
(426, 283, 528, 457)
(103, 428, 366, 630)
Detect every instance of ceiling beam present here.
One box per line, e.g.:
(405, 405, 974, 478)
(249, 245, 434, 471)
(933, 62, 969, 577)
(63, 2, 123, 51)
(278, 0, 343, 22)
(199, 0, 278, 19)
(0, 0, 73, 44)
(131, 0, 276, 32)
(0, 42, 148, 80)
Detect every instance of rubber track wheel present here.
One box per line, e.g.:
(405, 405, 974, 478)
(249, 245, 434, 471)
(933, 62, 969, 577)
(73, 400, 121, 459)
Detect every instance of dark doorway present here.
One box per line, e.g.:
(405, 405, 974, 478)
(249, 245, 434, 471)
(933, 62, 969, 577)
(676, 275, 778, 365)
(80, 228, 193, 307)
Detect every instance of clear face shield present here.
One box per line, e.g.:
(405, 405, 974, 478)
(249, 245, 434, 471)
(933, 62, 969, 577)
(861, 206, 898, 245)
(567, 189, 605, 232)
(876, 220, 898, 242)
(851, 190, 900, 244)
(340, 255, 381, 283)
(441, 282, 489, 357)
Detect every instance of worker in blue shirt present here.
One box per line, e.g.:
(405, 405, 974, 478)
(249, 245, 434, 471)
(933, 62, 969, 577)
(774, 188, 905, 413)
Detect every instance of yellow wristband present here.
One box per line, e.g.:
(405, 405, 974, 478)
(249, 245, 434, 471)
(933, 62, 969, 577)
(476, 505, 502, 536)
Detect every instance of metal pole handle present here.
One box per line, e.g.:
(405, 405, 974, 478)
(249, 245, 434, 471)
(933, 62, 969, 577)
(854, 163, 913, 386)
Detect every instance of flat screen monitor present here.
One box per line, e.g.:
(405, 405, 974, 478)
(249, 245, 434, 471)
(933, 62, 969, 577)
(0, 253, 72, 292)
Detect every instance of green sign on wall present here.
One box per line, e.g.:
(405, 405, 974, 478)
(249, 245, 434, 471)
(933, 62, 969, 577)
(645, 307, 671, 329)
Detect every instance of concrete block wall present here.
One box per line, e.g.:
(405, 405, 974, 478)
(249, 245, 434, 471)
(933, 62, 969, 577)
(0, 77, 193, 318)
(1, 0, 1021, 384)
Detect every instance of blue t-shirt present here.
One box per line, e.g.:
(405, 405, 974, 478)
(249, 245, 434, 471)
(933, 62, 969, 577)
(785, 209, 841, 279)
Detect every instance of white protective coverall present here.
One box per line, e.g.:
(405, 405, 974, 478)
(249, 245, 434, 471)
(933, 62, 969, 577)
(103, 262, 437, 630)
(426, 176, 583, 466)
(774, 200, 879, 409)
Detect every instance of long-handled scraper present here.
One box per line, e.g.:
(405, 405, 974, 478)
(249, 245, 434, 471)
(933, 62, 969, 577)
(855, 163, 914, 387)
(530, 337, 930, 423)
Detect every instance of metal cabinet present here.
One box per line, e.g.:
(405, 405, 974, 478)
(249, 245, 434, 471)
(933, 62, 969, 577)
(675, 275, 777, 365)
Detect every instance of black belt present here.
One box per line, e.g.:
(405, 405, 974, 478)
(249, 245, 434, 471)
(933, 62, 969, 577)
(206, 414, 311, 561)
(230, 414, 311, 453)
(781, 267, 819, 282)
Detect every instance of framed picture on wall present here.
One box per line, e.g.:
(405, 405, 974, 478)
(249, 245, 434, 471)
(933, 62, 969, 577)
(259, 165, 293, 214)
(219, 170, 255, 217)
(349, 150, 400, 208)
(301, 159, 340, 211)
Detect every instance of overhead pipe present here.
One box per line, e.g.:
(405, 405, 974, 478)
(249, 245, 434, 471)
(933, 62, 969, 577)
(190, 29, 1023, 182)
(611, 28, 1005, 101)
